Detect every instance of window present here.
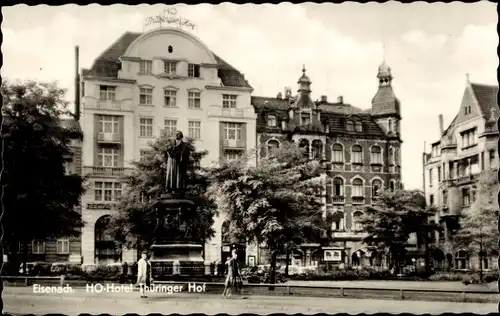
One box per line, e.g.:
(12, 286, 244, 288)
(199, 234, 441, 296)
(462, 188, 470, 206)
(442, 190, 448, 205)
(489, 150, 496, 168)
(140, 60, 152, 74)
(188, 64, 200, 78)
(188, 121, 201, 140)
(388, 119, 393, 132)
(99, 86, 116, 100)
(389, 148, 395, 165)
(429, 169, 433, 187)
(267, 115, 277, 127)
(332, 144, 344, 163)
(429, 194, 434, 206)
(355, 122, 363, 132)
(95, 181, 121, 202)
(164, 119, 178, 138)
(332, 177, 344, 196)
(267, 139, 280, 157)
(395, 148, 400, 165)
(352, 211, 363, 231)
(300, 113, 311, 125)
(352, 178, 364, 197)
(56, 239, 70, 254)
(164, 61, 177, 74)
(455, 250, 469, 269)
(139, 118, 153, 137)
(438, 166, 442, 182)
(139, 87, 153, 105)
(464, 107, 468, 115)
(164, 89, 177, 107)
(461, 128, 477, 148)
(98, 115, 119, 134)
(389, 180, 395, 192)
(97, 147, 119, 167)
(224, 123, 242, 140)
(472, 190, 476, 203)
(370, 146, 382, 164)
(372, 179, 382, 197)
(346, 120, 354, 131)
(224, 150, 242, 161)
(351, 145, 363, 164)
(481, 152, 485, 171)
(32, 241, 45, 254)
(222, 94, 237, 108)
(188, 91, 201, 108)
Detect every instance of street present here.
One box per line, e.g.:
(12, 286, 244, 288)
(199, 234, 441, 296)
(2, 286, 497, 315)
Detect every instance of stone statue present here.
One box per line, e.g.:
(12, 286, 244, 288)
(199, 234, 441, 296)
(164, 131, 190, 194)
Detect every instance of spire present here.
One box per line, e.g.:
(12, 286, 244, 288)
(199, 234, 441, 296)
(466, 73, 470, 84)
(377, 61, 393, 86)
(297, 64, 312, 93)
(371, 59, 400, 118)
(294, 65, 315, 109)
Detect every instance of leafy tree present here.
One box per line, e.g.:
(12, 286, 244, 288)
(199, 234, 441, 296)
(108, 135, 217, 253)
(454, 170, 499, 281)
(1, 80, 85, 274)
(206, 141, 328, 287)
(358, 189, 434, 274)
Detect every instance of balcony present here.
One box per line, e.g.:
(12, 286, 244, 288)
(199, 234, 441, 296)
(332, 196, 345, 204)
(97, 132, 121, 144)
(83, 97, 133, 112)
(83, 166, 134, 178)
(457, 174, 478, 185)
(331, 231, 367, 239)
(352, 196, 365, 205)
(207, 105, 256, 119)
(223, 139, 246, 149)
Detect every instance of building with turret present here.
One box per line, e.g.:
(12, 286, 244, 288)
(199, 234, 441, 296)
(252, 62, 404, 268)
(423, 77, 498, 271)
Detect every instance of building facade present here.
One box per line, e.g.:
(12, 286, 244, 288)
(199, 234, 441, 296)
(79, 27, 257, 266)
(252, 63, 403, 268)
(423, 79, 499, 271)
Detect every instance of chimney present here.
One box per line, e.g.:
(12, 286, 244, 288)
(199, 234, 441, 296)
(337, 96, 343, 103)
(277, 92, 282, 99)
(320, 95, 328, 102)
(438, 114, 444, 136)
(75, 46, 81, 121)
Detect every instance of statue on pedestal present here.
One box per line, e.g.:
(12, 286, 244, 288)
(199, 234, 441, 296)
(164, 131, 190, 194)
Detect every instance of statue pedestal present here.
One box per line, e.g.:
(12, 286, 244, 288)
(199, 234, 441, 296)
(150, 193, 205, 280)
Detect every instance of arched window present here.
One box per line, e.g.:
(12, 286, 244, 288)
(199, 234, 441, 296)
(355, 121, 363, 132)
(352, 211, 363, 231)
(455, 250, 469, 270)
(267, 115, 277, 127)
(351, 145, 363, 164)
(299, 139, 309, 158)
(312, 140, 323, 159)
(332, 177, 344, 196)
(267, 139, 280, 157)
(389, 147, 395, 165)
(352, 178, 364, 197)
(332, 144, 344, 163)
(346, 120, 354, 131)
(370, 146, 382, 164)
(372, 179, 382, 197)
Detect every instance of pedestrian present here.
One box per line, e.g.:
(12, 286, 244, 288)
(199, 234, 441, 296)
(136, 250, 152, 298)
(222, 249, 241, 298)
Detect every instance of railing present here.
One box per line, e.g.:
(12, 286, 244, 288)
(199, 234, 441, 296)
(83, 166, 134, 177)
(223, 139, 246, 149)
(332, 196, 345, 204)
(352, 196, 365, 204)
(457, 174, 477, 184)
(83, 98, 132, 112)
(207, 105, 256, 119)
(97, 132, 121, 143)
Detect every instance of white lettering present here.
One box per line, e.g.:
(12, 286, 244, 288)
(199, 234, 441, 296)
(33, 284, 73, 293)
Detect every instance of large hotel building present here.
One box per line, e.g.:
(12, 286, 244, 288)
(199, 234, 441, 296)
(423, 79, 498, 271)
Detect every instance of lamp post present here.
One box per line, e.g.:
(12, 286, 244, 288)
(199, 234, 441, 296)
(411, 258, 416, 273)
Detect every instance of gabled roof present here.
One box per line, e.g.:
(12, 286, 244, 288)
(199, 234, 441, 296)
(470, 83, 498, 119)
(82, 31, 252, 89)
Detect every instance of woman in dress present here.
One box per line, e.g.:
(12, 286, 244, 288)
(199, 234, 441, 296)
(136, 250, 152, 298)
(222, 249, 240, 298)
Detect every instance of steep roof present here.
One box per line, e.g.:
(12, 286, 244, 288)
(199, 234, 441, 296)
(82, 31, 252, 89)
(371, 86, 401, 117)
(470, 83, 498, 119)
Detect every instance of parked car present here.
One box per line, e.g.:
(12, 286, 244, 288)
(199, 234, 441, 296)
(18, 262, 36, 274)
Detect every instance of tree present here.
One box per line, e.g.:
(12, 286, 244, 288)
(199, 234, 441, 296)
(454, 170, 499, 281)
(108, 135, 217, 253)
(206, 141, 328, 287)
(1, 80, 85, 274)
(358, 189, 434, 274)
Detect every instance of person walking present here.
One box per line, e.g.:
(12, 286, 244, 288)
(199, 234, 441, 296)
(222, 249, 241, 298)
(136, 250, 152, 298)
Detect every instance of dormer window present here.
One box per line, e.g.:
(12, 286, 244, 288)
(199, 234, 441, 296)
(355, 122, 363, 132)
(188, 64, 200, 78)
(164, 61, 177, 75)
(346, 120, 354, 131)
(267, 115, 277, 127)
(388, 119, 393, 132)
(301, 113, 311, 125)
(140, 60, 153, 75)
(222, 94, 237, 108)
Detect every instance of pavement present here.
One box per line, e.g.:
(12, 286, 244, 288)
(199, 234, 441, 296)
(2, 286, 498, 315)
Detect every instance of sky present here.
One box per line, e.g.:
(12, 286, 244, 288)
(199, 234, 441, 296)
(2, 2, 498, 190)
